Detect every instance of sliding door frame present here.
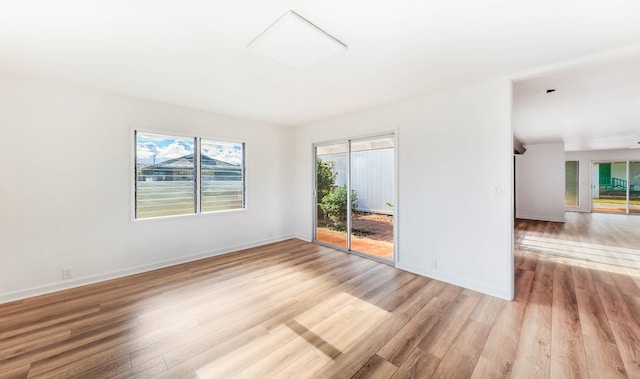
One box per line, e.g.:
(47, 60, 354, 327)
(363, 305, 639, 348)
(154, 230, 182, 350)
(313, 131, 398, 266)
(591, 159, 634, 214)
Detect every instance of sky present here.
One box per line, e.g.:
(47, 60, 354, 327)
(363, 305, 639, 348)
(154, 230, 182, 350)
(136, 132, 243, 165)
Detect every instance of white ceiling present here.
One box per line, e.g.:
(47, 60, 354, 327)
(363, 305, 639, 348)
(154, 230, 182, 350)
(513, 49, 640, 152)
(1, 1, 640, 129)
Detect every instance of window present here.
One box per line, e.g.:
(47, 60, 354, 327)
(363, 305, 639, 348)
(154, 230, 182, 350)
(565, 160, 579, 207)
(200, 139, 245, 212)
(135, 131, 245, 219)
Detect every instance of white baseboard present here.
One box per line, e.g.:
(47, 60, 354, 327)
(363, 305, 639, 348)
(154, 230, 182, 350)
(294, 233, 313, 242)
(0, 234, 295, 305)
(396, 262, 513, 301)
(515, 214, 566, 222)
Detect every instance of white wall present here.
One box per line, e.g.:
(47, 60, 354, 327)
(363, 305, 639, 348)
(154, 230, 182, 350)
(294, 79, 514, 300)
(566, 149, 640, 212)
(0, 73, 295, 303)
(515, 143, 565, 222)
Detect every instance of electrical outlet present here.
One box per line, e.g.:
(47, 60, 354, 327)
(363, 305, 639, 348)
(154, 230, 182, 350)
(62, 267, 73, 280)
(430, 259, 437, 270)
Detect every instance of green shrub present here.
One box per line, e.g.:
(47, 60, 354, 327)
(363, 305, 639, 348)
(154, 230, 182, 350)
(316, 158, 335, 203)
(320, 185, 358, 231)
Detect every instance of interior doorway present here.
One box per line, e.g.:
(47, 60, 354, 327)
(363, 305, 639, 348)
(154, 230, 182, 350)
(314, 134, 395, 263)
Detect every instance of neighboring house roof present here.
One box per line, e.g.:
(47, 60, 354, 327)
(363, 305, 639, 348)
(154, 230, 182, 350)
(141, 154, 239, 171)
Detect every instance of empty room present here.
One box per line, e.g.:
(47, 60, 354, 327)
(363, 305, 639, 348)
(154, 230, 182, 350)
(1, 1, 640, 378)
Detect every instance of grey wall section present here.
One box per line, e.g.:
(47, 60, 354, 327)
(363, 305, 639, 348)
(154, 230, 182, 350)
(319, 148, 394, 214)
(515, 143, 566, 222)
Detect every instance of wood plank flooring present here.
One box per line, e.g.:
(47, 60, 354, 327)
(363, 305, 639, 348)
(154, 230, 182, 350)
(515, 211, 640, 270)
(2, 213, 640, 378)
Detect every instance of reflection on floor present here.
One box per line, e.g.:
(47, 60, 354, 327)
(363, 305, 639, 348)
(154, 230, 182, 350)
(515, 211, 640, 273)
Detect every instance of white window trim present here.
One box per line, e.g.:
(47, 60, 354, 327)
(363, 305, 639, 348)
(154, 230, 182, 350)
(130, 127, 247, 223)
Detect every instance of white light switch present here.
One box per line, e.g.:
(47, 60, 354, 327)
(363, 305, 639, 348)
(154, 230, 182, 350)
(490, 185, 506, 196)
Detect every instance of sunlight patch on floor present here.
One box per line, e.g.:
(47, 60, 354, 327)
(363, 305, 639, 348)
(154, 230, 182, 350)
(518, 235, 640, 277)
(195, 292, 389, 378)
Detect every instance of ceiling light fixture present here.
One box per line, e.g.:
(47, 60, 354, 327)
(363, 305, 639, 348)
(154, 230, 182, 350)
(247, 10, 347, 70)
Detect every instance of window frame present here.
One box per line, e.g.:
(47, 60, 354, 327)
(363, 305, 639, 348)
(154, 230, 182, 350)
(199, 137, 246, 214)
(132, 128, 246, 222)
(565, 160, 579, 208)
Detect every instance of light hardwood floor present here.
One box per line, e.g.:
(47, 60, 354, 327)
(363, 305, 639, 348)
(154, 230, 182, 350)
(516, 211, 640, 270)
(2, 213, 640, 378)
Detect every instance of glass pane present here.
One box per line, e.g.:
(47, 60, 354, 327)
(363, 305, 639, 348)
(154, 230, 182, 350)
(201, 140, 245, 212)
(136, 132, 195, 218)
(316, 143, 348, 249)
(565, 161, 579, 207)
(630, 161, 640, 215)
(350, 137, 395, 261)
(592, 162, 627, 214)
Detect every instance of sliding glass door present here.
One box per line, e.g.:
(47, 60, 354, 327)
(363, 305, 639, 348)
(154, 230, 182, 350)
(350, 138, 395, 261)
(315, 135, 395, 262)
(631, 161, 640, 215)
(592, 161, 640, 214)
(315, 142, 349, 249)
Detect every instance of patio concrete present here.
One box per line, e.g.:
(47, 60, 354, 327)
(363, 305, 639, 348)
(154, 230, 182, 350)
(316, 228, 394, 261)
